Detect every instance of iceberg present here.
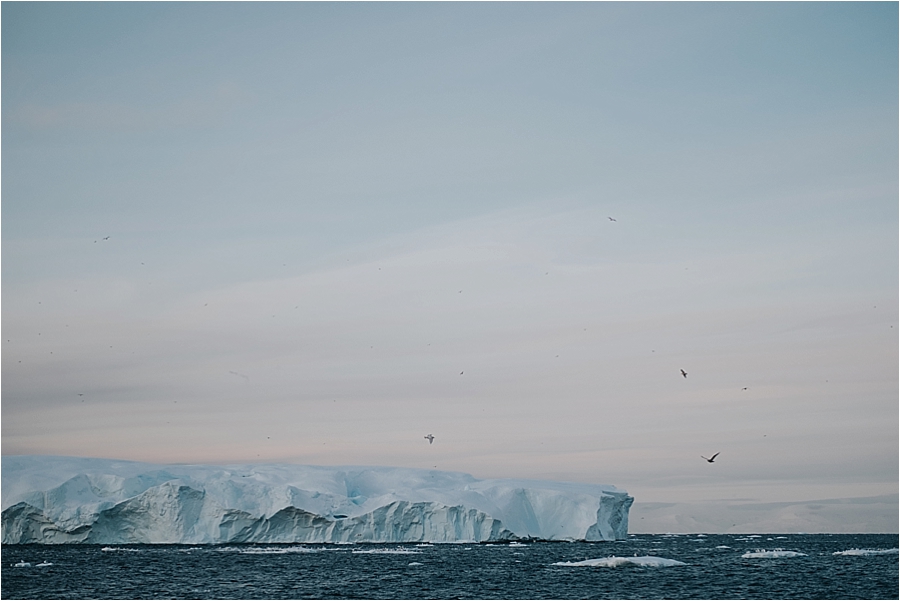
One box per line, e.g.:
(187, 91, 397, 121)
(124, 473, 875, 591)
(1, 456, 633, 544)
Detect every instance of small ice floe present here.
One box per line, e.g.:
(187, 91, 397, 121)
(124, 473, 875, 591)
(415, 543, 434, 547)
(833, 548, 899, 556)
(715, 545, 731, 549)
(36, 561, 53, 567)
(741, 549, 807, 559)
(408, 561, 423, 566)
(13, 561, 31, 568)
(241, 546, 319, 554)
(509, 542, 527, 547)
(352, 548, 420, 554)
(101, 547, 140, 552)
(553, 556, 686, 568)
(775, 536, 788, 539)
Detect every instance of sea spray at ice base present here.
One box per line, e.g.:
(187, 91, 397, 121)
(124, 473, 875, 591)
(1, 456, 632, 544)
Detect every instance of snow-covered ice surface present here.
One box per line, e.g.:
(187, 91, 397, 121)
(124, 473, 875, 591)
(1, 455, 632, 544)
(552, 556, 687, 567)
(741, 549, 807, 558)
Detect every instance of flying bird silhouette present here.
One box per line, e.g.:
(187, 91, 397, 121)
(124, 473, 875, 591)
(424, 434, 434, 444)
(680, 369, 688, 378)
(608, 217, 617, 221)
(701, 452, 720, 463)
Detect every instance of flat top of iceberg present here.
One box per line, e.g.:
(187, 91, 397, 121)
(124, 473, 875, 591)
(2, 454, 627, 513)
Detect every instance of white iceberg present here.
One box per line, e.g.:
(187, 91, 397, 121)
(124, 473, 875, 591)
(1, 455, 632, 544)
(553, 556, 686, 568)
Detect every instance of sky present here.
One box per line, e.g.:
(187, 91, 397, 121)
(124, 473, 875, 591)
(2, 3, 897, 533)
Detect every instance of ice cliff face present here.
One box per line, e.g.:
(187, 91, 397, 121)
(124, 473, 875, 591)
(2, 456, 632, 544)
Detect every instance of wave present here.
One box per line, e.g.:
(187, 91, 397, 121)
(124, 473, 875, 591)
(833, 548, 899, 556)
(239, 546, 322, 554)
(351, 548, 421, 554)
(741, 549, 807, 558)
(553, 556, 686, 568)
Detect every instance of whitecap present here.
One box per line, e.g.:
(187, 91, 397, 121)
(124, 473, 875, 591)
(832, 548, 899, 556)
(553, 556, 686, 568)
(241, 546, 320, 554)
(352, 548, 420, 554)
(741, 549, 807, 558)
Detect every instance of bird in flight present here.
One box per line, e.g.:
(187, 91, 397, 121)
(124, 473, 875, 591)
(608, 217, 617, 222)
(741, 387, 748, 391)
(424, 434, 434, 444)
(102, 236, 110, 240)
(680, 369, 688, 378)
(701, 452, 720, 463)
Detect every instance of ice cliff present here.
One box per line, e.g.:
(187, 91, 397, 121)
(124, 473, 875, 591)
(2, 456, 632, 544)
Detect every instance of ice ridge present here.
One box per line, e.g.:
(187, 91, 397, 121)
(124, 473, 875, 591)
(2, 456, 633, 544)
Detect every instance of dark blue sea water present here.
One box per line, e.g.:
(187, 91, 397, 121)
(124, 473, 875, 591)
(3, 534, 897, 599)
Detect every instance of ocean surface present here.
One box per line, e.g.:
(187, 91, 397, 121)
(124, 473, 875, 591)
(3, 534, 897, 599)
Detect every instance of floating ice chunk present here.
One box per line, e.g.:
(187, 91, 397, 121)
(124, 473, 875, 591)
(715, 545, 731, 549)
(14, 561, 31, 567)
(36, 561, 53, 567)
(553, 556, 686, 568)
(832, 548, 899, 556)
(741, 549, 807, 558)
(352, 548, 420, 554)
(408, 561, 423, 566)
(240, 546, 320, 554)
(100, 547, 140, 552)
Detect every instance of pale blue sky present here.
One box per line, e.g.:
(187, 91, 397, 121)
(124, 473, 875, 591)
(3, 3, 897, 531)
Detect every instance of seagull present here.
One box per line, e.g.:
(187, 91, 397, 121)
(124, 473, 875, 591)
(228, 371, 249, 382)
(680, 369, 688, 378)
(424, 434, 434, 444)
(460, 371, 464, 375)
(608, 217, 617, 222)
(701, 452, 720, 463)
(102, 236, 110, 240)
(741, 387, 748, 391)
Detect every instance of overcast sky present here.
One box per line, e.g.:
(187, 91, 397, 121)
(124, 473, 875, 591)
(2, 3, 897, 531)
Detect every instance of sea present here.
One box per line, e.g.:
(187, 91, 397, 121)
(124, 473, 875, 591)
(3, 534, 897, 600)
